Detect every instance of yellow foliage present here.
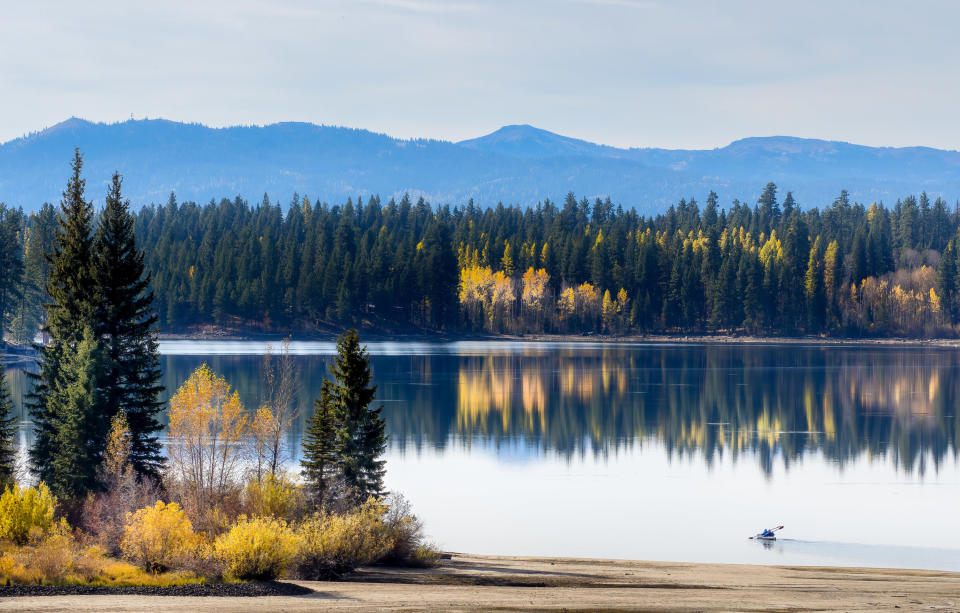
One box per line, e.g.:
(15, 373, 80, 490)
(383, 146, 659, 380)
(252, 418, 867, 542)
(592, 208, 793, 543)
(214, 515, 298, 581)
(167, 364, 248, 515)
(557, 287, 576, 317)
(601, 289, 617, 328)
(121, 501, 199, 573)
(758, 230, 781, 266)
(0, 483, 57, 545)
(577, 282, 600, 314)
(459, 263, 495, 306)
(0, 526, 204, 586)
(244, 473, 304, 520)
(295, 499, 393, 579)
(249, 406, 278, 482)
(520, 267, 549, 310)
(616, 288, 629, 313)
(490, 270, 514, 307)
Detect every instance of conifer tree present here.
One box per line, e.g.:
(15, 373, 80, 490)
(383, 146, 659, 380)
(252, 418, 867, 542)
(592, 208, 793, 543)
(0, 205, 25, 344)
(805, 236, 826, 332)
(46, 327, 103, 500)
(330, 329, 386, 503)
(300, 381, 342, 509)
(93, 173, 164, 479)
(29, 150, 101, 485)
(0, 356, 18, 488)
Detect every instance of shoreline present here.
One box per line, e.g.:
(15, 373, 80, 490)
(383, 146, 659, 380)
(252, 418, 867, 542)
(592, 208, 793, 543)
(9, 333, 960, 353)
(156, 331, 960, 347)
(3, 553, 958, 611)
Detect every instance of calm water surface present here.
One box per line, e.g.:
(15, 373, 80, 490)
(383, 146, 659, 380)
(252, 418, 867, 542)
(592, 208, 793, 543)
(6, 341, 960, 570)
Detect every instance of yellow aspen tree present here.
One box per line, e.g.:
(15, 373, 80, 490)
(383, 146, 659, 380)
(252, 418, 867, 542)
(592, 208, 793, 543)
(249, 406, 276, 484)
(167, 364, 248, 517)
(601, 289, 617, 332)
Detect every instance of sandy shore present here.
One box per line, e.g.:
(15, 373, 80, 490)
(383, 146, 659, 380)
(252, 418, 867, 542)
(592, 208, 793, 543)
(3, 553, 960, 612)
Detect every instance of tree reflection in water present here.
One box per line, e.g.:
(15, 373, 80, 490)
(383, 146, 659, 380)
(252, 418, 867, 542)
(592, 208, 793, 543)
(4, 343, 958, 477)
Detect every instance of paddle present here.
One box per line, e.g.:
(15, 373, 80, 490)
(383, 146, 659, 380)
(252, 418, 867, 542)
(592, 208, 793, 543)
(748, 525, 784, 539)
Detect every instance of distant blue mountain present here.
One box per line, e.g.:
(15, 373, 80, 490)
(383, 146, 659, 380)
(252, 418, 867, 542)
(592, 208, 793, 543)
(2, 118, 960, 215)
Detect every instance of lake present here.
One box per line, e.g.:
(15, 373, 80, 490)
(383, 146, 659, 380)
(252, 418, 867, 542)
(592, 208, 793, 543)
(6, 341, 960, 570)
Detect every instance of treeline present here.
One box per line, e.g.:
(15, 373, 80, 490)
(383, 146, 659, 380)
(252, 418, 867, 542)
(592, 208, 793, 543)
(4, 177, 960, 339)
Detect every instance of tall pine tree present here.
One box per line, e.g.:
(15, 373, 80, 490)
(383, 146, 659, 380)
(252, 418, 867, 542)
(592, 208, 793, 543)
(94, 173, 164, 479)
(329, 329, 386, 503)
(29, 150, 102, 487)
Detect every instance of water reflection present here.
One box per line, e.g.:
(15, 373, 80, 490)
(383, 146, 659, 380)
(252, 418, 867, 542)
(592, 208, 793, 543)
(5, 343, 960, 476)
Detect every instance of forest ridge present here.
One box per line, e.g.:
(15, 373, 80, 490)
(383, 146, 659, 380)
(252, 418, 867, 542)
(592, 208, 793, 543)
(2, 174, 960, 339)
(4, 119, 960, 213)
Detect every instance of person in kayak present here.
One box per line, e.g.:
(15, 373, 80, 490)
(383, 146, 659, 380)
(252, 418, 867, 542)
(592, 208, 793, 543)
(761, 528, 775, 538)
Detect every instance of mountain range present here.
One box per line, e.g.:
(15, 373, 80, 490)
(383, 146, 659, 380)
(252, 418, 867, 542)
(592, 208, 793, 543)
(2, 118, 960, 215)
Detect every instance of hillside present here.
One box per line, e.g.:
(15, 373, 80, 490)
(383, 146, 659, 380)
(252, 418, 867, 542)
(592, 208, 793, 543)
(2, 118, 960, 213)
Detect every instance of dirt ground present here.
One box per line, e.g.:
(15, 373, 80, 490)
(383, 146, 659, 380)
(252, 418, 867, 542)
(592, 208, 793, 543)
(3, 553, 960, 612)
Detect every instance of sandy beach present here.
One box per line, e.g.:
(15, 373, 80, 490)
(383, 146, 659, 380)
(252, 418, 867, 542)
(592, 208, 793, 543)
(3, 553, 959, 612)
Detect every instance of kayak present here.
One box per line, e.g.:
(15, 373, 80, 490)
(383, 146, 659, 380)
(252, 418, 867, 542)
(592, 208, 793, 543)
(749, 525, 784, 540)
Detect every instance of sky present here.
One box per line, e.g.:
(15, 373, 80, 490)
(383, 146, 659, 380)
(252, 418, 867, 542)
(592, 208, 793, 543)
(2, 0, 959, 150)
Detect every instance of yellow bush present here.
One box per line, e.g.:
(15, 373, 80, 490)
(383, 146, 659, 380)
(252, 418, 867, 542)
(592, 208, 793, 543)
(121, 501, 199, 572)
(0, 537, 205, 586)
(214, 515, 298, 581)
(0, 483, 57, 545)
(244, 473, 304, 520)
(0, 552, 39, 584)
(26, 532, 77, 581)
(295, 499, 393, 579)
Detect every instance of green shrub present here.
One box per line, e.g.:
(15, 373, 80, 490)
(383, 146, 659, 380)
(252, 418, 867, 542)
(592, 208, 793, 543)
(214, 515, 298, 581)
(120, 501, 199, 573)
(0, 483, 57, 545)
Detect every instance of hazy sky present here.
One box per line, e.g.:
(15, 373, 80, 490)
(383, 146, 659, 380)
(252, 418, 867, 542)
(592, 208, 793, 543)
(2, 0, 958, 149)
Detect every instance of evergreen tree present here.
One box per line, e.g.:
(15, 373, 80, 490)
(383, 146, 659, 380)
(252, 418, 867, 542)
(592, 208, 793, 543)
(328, 329, 387, 503)
(757, 182, 780, 233)
(0, 205, 25, 343)
(0, 356, 17, 488)
(93, 173, 165, 479)
(13, 205, 57, 344)
(46, 327, 103, 500)
(936, 240, 957, 318)
(805, 236, 826, 332)
(29, 150, 101, 485)
(300, 380, 342, 509)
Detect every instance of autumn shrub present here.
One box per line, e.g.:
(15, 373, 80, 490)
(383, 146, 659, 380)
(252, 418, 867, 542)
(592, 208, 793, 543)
(294, 499, 393, 579)
(120, 501, 200, 573)
(83, 413, 162, 555)
(214, 515, 298, 581)
(0, 536, 205, 586)
(243, 472, 305, 521)
(0, 483, 57, 545)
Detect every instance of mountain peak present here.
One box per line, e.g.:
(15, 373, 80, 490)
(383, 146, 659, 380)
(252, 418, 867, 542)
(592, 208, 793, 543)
(458, 124, 623, 159)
